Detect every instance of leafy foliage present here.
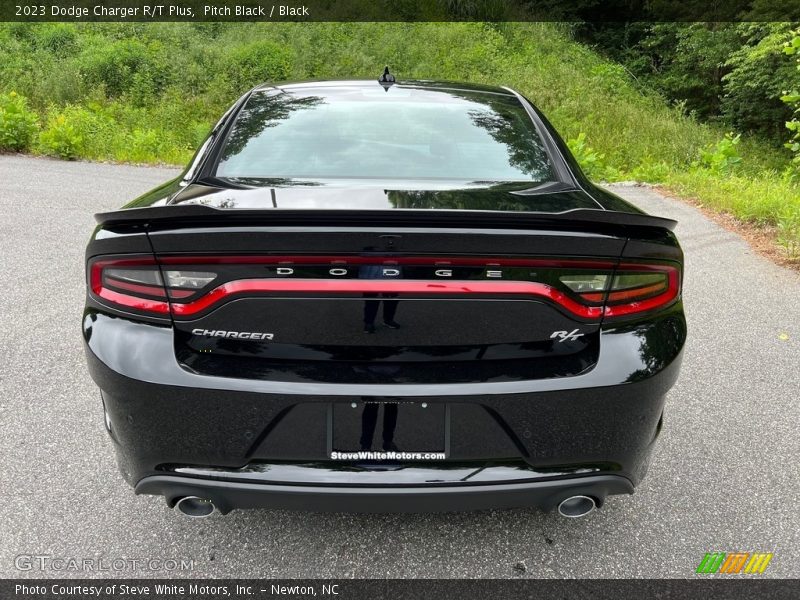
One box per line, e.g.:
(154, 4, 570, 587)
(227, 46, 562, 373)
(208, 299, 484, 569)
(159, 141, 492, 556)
(781, 29, 800, 168)
(0, 21, 787, 170)
(38, 110, 81, 159)
(0, 22, 797, 256)
(697, 133, 743, 175)
(77, 37, 168, 104)
(777, 206, 800, 259)
(566, 133, 605, 179)
(0, 90, 38, 151)
(578, 23, 797, 142)
(222, 40, 294, 93)
(722, 23, 798, 140)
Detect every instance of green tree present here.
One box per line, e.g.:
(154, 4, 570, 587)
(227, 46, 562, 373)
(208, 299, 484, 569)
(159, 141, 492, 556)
(781, 29, 800, 168)
(577, 22, 799, 141)
(722, 23, 797, 140)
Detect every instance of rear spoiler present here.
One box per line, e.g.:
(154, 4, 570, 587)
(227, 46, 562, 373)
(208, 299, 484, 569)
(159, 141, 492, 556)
(95, 205, 677, 232)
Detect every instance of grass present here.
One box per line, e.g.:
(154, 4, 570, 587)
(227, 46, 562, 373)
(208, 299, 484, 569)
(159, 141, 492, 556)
(0, 22, 798, 257)
(665, 170, 800, 260)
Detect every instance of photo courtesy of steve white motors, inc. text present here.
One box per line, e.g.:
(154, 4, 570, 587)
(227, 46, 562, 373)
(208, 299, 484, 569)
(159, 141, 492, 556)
(14, 583, 340, 597)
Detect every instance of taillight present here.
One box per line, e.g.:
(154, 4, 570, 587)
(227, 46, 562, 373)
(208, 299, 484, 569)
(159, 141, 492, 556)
(559, 263, 679, 317)
(89, 258, 217, 315)
(603, 264, 680, 317)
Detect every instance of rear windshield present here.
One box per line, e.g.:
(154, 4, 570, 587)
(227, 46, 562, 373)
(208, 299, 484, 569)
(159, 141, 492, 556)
(214, 87, 556, 183)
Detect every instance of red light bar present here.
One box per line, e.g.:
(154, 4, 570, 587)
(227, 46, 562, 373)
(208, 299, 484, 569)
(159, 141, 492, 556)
(89, 255, 680, 320)
(169, 279, 604, 319)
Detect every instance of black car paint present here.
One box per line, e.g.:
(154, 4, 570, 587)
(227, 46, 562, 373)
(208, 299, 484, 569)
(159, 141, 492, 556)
(83, 80, 686, 513)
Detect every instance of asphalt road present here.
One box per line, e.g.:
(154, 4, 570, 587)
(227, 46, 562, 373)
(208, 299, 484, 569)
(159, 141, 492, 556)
(0, 155, 798, 579)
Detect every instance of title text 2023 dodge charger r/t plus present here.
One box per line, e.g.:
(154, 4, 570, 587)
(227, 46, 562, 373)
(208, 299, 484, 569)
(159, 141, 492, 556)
(83, 76, 685, 518)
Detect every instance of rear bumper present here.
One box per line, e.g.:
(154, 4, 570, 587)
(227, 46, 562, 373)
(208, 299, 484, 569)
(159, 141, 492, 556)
(84, 304, 685, 512)
(136, 473, 634, 514)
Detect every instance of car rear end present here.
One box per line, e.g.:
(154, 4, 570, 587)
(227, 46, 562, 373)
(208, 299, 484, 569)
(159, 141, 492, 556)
(84, 207, 684, 515)
(82, 80, 685, 515)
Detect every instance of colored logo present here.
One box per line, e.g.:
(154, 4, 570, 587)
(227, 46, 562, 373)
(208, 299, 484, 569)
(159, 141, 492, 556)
(696, 552, 773, 574)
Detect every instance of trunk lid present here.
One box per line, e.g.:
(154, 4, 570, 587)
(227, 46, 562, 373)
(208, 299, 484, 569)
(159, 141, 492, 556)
(95, 185, 677, 385)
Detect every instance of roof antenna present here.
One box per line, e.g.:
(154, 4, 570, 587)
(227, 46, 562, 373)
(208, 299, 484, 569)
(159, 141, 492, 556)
(378, 66, 395, 91)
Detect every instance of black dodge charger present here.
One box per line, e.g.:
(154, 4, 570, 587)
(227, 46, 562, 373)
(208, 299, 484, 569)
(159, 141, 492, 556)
(83, 76, 686, 518)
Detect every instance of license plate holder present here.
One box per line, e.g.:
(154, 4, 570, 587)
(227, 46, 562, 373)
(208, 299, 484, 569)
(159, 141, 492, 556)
(330, 401, 448, 456)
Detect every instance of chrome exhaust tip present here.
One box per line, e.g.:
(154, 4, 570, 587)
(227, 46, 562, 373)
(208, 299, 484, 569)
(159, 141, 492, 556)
(175, 496, 215, 518)
(557, 495, 597, 518)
